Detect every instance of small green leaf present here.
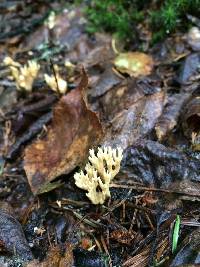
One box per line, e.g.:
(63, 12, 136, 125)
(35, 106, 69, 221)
(172, 215, 181, 253)
(0, 158, 5, 176)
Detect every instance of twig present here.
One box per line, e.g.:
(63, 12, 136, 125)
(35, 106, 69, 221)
(110, 183, 200, 198)
(50, 59, 61, 96)
(101, 235, 112, 267)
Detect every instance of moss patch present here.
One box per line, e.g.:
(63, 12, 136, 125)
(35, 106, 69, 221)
(83, 0, 200, 44)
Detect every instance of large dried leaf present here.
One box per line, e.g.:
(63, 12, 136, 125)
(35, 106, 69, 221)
(24, 69, 103, 194)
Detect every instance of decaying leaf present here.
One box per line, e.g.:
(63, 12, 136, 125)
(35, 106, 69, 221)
(155, 93, 191, 141)
(73, 248, 107, 267)
(178, 53, 200, 85)
(88, 67, 121, 99)
(89, 77, 164, 149)
(24, 69, 103, 194)
(120, 139, 200, 188)
(26, 244, 74, 267)
(170, 228, 200, 266)
(110, 228, 136, 245)
(114, 52, 154, 77)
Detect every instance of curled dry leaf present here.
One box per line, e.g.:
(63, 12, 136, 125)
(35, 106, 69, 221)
(24, 69, 103, 194)
(114, 52, 154, 77)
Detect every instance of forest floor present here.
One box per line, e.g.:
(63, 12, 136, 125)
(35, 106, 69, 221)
(0, 1, 200, 267)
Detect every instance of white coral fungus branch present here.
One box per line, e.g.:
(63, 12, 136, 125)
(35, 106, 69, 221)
(74, 147, 123, 205)
(44, 64, 67, 94)
(44, 73, 67, 94)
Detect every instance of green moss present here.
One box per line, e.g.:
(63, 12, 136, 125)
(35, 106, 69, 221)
(83, 0, 200, 44)
(151, 0, 200, 43)
(84, 0, 145, 41)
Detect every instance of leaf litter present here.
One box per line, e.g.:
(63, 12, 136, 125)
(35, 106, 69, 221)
(0, 2, 200, 267)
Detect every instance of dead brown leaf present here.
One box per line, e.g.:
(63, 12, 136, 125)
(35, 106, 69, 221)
(24, 69, 103, 194)
(110, 229, 136, 245)
(26, 244, 74, 267)
(101, 81, 165, 149)
(155, 93, 191, 141)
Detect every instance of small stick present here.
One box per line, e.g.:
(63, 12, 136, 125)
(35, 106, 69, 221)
(110, 183, 200, 198)
(50, 59, 61, 96)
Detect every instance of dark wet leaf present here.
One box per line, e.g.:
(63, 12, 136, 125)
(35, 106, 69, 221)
(24, 69, 103, 194)
(120, 139, 200, 187)
(6, 112, 52, 160)
(51, 9, 86, 48)
(0, 4, 48, 43)
(55, 215, 75, 243)
(11, 94, 57, 134)
(102, 90, 164, 149)
(88, 67, 121, 100)
(182, 96, 200, 139)
(0, 87, 17, 114)
(170, 229, 200, 267)
(73, 248, 107, 267)
(0, 205, 33, 261)
(178, 53, 200, 85)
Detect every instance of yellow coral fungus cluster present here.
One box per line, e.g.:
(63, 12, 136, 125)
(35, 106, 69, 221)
(4, 57, 40, 92)
(74, 147, 123, 204)
(4, 56, 68, 95)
